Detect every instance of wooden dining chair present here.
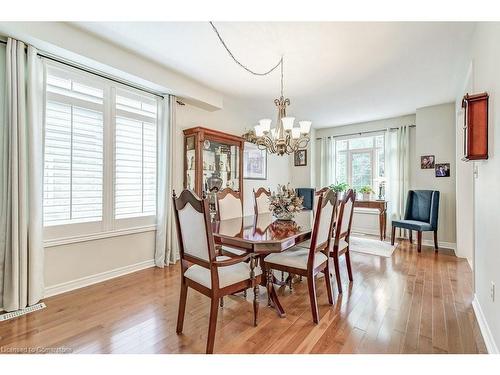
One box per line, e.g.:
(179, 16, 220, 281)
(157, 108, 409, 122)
(296, 187, 333, 250)
(253, 187, 271, 215)
(216, 188, 247, 257)
(173, 189, 262, 354)
(263, 189, 337, 323)
(329, 189, 355, 294)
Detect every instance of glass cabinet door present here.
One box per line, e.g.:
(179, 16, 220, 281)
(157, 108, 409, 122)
(202, 140, 240, 193)
(185, 135, 196, 190)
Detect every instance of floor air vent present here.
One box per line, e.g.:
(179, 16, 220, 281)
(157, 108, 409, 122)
(0, 302, 46, 322)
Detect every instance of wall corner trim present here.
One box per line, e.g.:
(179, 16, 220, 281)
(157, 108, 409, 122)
(472, 294, 499, 354)
(44, 259, 155, 298)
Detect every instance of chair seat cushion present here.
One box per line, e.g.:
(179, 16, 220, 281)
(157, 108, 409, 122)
(184, 256, 261, 289)
(392, 219, 432, 231)
(221, 246, 247, 256)
(336, 238, 349, 252)
(264, 246, 327, 270)
(296, 239, 311, 249)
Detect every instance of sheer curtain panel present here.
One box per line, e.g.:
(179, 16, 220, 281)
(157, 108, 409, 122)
(154, 95, 177, 267)
(1, 38, 44, 311)
(385, 125, 410, 237)
(318, 137, 335, 188)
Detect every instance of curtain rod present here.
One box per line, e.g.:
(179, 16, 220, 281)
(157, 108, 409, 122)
(0, 39, 166, 99)
(315, 124, 416, 140)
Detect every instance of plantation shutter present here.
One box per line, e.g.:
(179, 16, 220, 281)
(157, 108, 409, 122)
(114, 88, 157, 219)
(43, 68, 104, 226)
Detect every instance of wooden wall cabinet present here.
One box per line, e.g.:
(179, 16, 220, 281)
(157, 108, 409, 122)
(183, 127, 244, 199)
(462, 92, 489, 161)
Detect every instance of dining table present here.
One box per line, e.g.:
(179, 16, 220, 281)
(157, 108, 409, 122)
(212, 211, 314, 323)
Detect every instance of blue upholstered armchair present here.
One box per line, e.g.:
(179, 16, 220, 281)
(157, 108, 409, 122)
(391, 190, 440, 253)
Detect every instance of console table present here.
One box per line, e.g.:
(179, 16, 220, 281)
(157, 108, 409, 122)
(354, 200, 387, 240)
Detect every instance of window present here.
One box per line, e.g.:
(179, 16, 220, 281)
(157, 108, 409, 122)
(334, 134, 385, 193)
(43, 64, 159, 240)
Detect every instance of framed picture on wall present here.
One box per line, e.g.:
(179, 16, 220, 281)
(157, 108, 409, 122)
(243, 142, 267, 180)
(420, 155, 435, 169)
(435, 163, 451, 177)
(294, 149, 307, 166)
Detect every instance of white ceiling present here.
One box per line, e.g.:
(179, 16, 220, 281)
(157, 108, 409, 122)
(73, 22, 475, 128)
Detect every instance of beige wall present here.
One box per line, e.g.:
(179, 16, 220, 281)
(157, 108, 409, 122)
(312, 110, 457, 248)
(414, 103, 456, 245)
(313, 114, 417, 238)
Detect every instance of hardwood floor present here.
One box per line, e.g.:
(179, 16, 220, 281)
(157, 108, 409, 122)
(0, 240, 487, 354)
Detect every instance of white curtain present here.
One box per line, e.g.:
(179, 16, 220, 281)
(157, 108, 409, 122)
(154, 95, 178, 267)
(385, 125, 410, 237)
(318, 137, 335, 188)
(1, 39, 44, 311)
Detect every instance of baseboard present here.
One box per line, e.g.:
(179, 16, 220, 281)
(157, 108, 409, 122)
(422, 240, 456, 251)
(44, 259, 155, 298)
(352, 229, 456, 251)
(472, 294, 499, 354)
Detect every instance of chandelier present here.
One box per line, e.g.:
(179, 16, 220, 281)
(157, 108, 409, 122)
(209, 22, 312, 156)
(252, 61, 311, 156)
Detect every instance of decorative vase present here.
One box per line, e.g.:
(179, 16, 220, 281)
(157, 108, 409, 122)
(362, 193, 370, 201)
(207, 172, 223, 192)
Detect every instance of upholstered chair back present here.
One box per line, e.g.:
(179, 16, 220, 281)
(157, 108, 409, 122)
(404, 190, 440, 229)
(173, 190, 214, 264)
(217, 188, 243, 220)
(218, 216, 243, 237)
(311, 189, 337, 250)
(336, 189, 356, 238)
(253, 187, 271, 214)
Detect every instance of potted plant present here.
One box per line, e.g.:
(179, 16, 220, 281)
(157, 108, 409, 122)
(329, 182, 349, 199)
(359, 185, 374, 201)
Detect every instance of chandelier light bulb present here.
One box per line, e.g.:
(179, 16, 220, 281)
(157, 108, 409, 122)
(291, 127, 301, 139)
(259, 119, 272, 133)
(254, 125, 264, 137)
(299, 121, 312, 134)
(281, 117, 295, 131)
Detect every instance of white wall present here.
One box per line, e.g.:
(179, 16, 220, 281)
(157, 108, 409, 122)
(455, 62, 475, 269)
(414, 103, 456, 246)
(0, 22, 223, 110)
(459, 22, 500, 353)
(0, 42, 5, 307)
(289, 128, 316, 188)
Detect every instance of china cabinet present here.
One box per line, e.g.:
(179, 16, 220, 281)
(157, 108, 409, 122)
(183, 127, 244, 211)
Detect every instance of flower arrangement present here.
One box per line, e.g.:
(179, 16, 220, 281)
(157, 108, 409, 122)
(269, 184, 304, 221)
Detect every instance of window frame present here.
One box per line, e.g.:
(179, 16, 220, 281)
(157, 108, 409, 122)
(43, 61, 159, 244)
(333, 132, 385, 192)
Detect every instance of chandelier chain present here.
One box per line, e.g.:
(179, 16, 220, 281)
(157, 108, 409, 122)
(209, 22, 284, 95)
